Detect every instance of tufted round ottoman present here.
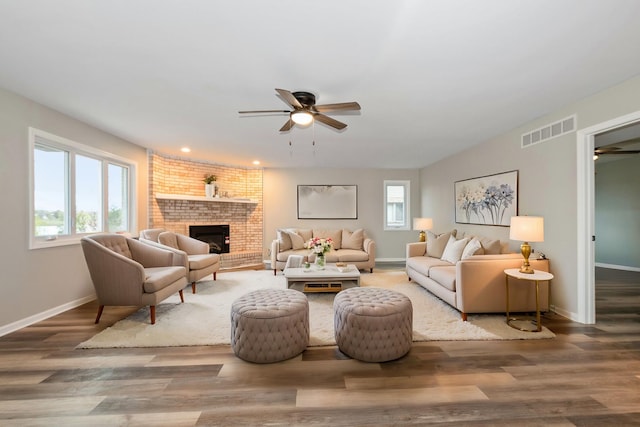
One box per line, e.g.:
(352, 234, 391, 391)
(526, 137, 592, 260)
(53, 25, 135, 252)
(334, 287, 413, 362)
(230, 288, 309, 363)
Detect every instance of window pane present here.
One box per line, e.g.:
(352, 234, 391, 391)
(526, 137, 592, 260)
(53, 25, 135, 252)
(34, 145, 68, 236)
(386, 185, 406, 227)
(75, 155, 102, 233)
(108, 163, 128, 232)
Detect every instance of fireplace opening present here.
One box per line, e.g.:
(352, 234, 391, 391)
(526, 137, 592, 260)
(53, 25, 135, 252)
(189, 225, 230, 254)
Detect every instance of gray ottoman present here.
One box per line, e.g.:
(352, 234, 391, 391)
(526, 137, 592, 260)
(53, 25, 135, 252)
(334, 287, 413, 362)
(230, 288, 309, 363)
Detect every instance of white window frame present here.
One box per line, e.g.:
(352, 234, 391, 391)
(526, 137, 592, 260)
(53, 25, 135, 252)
(28, 128, 137, 249)
(383, 180, 410, 231)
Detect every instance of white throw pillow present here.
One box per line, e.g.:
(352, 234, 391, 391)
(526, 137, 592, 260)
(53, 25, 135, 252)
(461, 237, 483, 260)
(441, 236, 470, 264)
(277, 229, 292, 251)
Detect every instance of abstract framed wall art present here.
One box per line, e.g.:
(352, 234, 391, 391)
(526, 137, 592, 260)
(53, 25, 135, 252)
(297, 185, 358, 219)
(454, 170, 518, 226)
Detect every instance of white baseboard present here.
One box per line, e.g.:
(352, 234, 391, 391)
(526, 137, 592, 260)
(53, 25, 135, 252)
(549, 304, 583, 323)
(595, 262, 640, 273)
(0, 295, 95, 338)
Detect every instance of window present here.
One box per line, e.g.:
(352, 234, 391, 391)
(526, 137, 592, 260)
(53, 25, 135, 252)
(384, 180, 410, 230)
(29, 128, 136, 249)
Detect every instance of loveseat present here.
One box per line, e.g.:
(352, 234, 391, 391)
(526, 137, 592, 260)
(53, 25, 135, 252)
(271, 228, 375, 275)
(406, 230, 550, 320)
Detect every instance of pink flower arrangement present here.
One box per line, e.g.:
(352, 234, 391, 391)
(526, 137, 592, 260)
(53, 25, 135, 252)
(305, 237, 333, 256)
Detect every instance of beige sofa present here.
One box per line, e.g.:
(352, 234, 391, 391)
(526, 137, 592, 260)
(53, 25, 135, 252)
(406, 230, 550, 320)
(271, 228, 375, 274)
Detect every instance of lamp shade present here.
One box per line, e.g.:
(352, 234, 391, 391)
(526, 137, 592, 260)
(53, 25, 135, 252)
(413, 217, 433, 231)
(291, 110, 313, 126)
(509, 216, 544, 242)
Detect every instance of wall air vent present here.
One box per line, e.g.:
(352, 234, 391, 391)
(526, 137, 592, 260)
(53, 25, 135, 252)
(521, 114, 576, 148)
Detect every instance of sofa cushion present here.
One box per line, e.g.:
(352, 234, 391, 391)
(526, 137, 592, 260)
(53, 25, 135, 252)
(286, 231, 306, 250)
(406, 256, 452, 277)
(143, 266, 186, 293)
(342, 228, 364, 250)
(276, 248, 310, 262)
(478, 236, 502, 255)
(441, 236, 470, 264)
(313, 229, 342, 249)
(336, 248, 369, 262)
(188, 254, 218, 269)
(426, 230, 454, 258)
(277, 229, 293, 251)
(296, 228, 313, 242)
(429, 266, 456, 292)
(462, 237, 483, 260)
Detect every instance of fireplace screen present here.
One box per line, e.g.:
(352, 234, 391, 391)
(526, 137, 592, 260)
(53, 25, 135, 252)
(189, 225, 230, 254)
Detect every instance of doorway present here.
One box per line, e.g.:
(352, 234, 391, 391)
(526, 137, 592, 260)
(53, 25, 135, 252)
(576, 110, 640, 324)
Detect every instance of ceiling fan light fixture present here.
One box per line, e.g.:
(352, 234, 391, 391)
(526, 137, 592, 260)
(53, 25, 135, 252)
(291, 110, 313, 126)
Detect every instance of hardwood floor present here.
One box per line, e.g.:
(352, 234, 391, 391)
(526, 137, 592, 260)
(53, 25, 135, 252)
(0, 267, 639, 426)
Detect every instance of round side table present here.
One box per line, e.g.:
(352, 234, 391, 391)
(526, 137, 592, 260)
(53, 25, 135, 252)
(504, 268, 554, 332)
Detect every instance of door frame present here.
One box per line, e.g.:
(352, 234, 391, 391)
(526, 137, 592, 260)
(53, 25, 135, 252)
(576, 110, 640, 324)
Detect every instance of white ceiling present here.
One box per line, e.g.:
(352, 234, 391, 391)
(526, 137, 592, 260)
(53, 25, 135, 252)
(2, 0, 640, 169)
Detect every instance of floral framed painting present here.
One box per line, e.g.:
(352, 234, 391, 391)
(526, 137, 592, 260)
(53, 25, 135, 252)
(455, 170, 518, 226)
(297, 185, 357, 219)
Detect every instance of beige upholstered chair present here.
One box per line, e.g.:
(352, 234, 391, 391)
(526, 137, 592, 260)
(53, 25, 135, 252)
(80, 234, 188, 325)
(140, 229, 221, 293)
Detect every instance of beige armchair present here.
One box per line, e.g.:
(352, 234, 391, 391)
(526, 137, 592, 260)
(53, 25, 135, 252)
(140, 229, 221, 294)
(81, 234, 188, 325)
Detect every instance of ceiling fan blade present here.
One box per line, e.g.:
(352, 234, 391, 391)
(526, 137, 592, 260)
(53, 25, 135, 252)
(238, 109, 290, 114)
(314, 102, 361, 112)
(279, 118, 295, 132)
(275, 88, 303, 109)
(314, 113, 347, 130)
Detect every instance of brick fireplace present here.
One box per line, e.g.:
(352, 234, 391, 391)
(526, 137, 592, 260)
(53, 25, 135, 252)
(148, 152, 263, 269)
(189, 224, 230, 254)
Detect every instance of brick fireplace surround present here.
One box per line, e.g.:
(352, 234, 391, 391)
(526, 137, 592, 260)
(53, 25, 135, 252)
(148, 152, 263, 269)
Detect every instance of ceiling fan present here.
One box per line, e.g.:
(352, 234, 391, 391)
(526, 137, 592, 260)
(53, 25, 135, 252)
(594, 146, 640, 156)
(239, 88, 361, 132)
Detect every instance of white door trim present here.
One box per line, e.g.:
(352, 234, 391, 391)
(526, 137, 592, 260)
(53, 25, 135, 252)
(576, 110, 640, 324)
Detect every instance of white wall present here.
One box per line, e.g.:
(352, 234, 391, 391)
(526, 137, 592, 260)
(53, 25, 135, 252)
(420, 74, 640, 320)
(0, 87, 148, 333)
(263, 168, 421, 260)
(595, 156, 640, 269)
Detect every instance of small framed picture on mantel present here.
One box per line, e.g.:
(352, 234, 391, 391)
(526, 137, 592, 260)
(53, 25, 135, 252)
(297, 185, 358, 219)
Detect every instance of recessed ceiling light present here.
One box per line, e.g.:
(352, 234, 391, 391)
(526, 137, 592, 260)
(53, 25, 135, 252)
(181, 147, 191, 153)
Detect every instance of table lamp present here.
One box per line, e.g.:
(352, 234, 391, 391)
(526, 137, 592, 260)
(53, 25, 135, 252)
(413, 218, 433, 242)
(509, 216, 544, 274)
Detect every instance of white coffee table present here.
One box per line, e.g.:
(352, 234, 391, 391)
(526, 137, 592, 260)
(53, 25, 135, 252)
(284, 264, 361, 293)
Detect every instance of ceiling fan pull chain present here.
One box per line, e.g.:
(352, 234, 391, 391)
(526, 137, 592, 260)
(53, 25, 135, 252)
(289, 140, 293, 157)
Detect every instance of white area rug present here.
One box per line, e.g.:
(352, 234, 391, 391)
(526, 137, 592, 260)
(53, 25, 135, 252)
(78, 269, 554, 349)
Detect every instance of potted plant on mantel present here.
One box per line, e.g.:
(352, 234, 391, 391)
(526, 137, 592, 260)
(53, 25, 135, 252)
(203, 174, 217, 198)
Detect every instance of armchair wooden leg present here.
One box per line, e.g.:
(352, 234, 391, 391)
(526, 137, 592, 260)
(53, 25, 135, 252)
(274, 269, 277, 276)
(179, 289, 184, 303)
(94, 305, 104, 324)
(150, 306, 156, 325)
(213, 272, 217, 280)
(461, 312, 468, 322)
(191, 282, 196, 293)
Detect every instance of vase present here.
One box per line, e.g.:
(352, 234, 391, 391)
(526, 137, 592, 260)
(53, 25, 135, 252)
(205, 183, 215, 198)
(315, 254, 326, 269)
